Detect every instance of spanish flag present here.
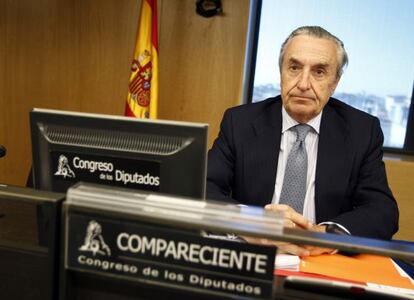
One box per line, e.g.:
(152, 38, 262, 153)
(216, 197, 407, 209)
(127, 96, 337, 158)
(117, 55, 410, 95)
(125, 0, 158, 119)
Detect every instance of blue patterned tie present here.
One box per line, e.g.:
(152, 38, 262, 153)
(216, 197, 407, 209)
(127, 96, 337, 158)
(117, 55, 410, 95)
(279, 124, 312, 213)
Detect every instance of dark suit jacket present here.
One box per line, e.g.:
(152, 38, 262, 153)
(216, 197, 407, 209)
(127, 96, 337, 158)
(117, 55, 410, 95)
(207, 96, 399, 240)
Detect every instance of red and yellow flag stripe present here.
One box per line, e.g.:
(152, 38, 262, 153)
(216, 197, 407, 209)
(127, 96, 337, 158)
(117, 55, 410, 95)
(125, 0, 158, 119)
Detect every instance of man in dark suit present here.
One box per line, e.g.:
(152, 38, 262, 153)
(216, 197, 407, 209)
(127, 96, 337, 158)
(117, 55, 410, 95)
(207, 26, 398, 256)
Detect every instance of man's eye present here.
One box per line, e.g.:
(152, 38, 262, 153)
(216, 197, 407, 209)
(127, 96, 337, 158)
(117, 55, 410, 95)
(289, 65, 299, 71)
(314, 69, 325, 76)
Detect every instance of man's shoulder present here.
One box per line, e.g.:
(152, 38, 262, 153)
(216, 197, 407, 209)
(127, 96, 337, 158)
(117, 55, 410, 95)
(225, 96, 281, 118)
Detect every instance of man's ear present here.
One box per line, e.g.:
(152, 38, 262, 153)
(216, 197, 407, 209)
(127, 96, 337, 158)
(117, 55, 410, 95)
(330, 76, 341, 96)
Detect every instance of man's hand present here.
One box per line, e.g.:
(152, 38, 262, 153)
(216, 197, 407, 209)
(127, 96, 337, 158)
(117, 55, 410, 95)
(241, 236, 312, 256)
(242, 204, 334, 256)
(304, 224, 335, 255)
(264, 204, 313, 229)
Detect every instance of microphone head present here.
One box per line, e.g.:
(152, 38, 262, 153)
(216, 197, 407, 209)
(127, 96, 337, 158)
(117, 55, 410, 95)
(0, 145, 6, 158)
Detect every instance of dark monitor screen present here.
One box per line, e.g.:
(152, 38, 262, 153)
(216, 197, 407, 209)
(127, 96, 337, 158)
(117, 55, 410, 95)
(30, 108, 208, 199)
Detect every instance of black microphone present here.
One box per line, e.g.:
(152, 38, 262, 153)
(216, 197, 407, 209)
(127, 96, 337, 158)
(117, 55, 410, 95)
(0, 145, 6, 158)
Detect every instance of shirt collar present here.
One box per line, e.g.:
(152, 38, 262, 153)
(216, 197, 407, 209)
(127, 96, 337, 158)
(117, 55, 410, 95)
(281, 106, 322, 134)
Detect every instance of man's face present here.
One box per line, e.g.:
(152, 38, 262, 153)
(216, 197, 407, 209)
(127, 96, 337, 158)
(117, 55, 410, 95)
(280, 35, 340, 123)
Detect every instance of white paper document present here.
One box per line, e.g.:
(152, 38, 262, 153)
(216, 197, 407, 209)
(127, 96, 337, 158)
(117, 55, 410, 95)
(274, 254, 300, 271)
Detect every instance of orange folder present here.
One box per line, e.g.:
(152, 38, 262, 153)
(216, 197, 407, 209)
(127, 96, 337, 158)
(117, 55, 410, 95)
(299, 254, 414, 289)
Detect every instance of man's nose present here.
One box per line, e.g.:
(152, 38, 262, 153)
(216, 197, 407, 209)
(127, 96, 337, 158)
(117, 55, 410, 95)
(297, 71, 311, 91)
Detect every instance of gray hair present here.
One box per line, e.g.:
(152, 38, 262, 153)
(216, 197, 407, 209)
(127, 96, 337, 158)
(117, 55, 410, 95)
(278, 26, 348, 78)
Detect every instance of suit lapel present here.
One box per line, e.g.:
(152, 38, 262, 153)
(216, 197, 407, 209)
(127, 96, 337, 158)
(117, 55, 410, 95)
(315, 102, 351, 222)
(242, 99, 282, 206)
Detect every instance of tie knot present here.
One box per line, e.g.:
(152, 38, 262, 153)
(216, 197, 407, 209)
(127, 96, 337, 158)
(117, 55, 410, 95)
(294, 124, 312, 142)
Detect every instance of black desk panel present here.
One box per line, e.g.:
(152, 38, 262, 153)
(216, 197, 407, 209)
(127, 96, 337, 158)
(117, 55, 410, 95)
(0, 185, 65, 300)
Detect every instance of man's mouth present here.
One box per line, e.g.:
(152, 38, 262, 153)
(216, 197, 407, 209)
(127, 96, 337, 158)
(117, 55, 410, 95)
(290, 95, 315, 101)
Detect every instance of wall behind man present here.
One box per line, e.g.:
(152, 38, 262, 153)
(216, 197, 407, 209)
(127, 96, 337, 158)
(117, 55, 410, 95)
(384, 160, 414, 241)
(0, 0, 249, 186)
